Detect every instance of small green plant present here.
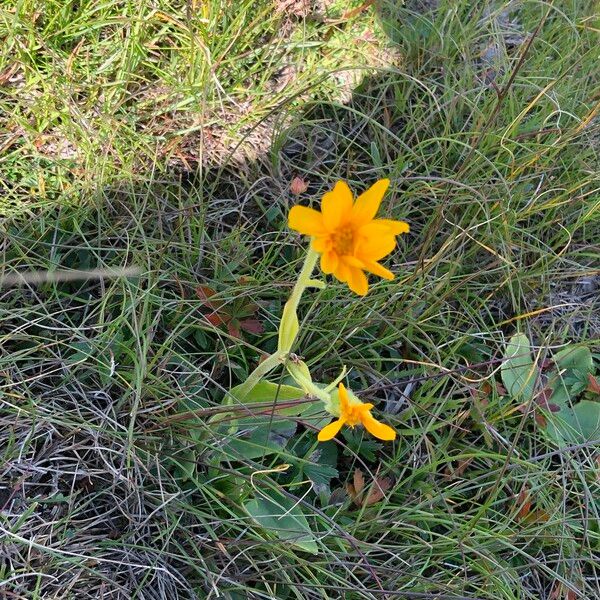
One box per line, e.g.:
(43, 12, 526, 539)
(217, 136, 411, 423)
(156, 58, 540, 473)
(502, 333, 599, 444)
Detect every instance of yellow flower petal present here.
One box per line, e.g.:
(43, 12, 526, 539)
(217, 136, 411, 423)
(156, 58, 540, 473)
(310, 236, 330, 253)
(289, 206, 327, 236)
(333, 262, 350, 283)
(350, 179, 390, 225)
(320, 251, 338, 274)
(363, 260, 394, 280)
(357, 222, 391, 238)
(321, 181, 353, 231)
(360, 412, 396, 441)
(338, 382, 350, 412)
(358, 236, 396, 261)
(341, 255, 364, 269)
(347, 268, 368, 296)
(374, 218, 410, 235)
(317, 418, 345, 442)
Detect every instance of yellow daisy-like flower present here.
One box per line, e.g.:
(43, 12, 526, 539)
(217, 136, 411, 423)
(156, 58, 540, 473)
(317, 383, 396, 442)
(288, 179, 409, 295)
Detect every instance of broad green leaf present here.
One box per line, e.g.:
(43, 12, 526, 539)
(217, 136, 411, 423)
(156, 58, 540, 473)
(217, 416, 296, 460)
(245, 490, 318, 554)
(501, 333, 536, 402)
(547, 400, 600, 444)
(546, 345, 599, 444)
(553, 345, 594, 374)
(215, 381, 308, 461)
(571, 401, 600, 439)
(226, 380, 306, 416)
(552, 345, 594, 395)
(303, 442, 339, 488)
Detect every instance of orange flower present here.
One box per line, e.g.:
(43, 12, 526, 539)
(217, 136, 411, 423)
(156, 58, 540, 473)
(317, 383, 396, 442)
(288, 179, 409, 295)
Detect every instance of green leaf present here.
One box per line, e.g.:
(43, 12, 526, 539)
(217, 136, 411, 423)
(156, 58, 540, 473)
(245, 489, 318, 554)
(214, 381, 307, 462)
(304, 463, 338, 487)
(552, 345, 594, 394)
(303, 443, 338, 487)
(546, 345, 598, 444)
(547, 400, 600, 444)
(278, 298, 299, 353)
(227, 380, 306, 416)
(217, 416, 297, 460)
(501, 333, 536, 402)
(553, 345, 594, 374)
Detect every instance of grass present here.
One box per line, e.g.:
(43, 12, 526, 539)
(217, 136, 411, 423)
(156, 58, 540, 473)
(1, 0, 599, 598)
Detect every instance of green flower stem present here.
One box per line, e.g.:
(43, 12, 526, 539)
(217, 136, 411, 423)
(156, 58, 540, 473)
(236, 247, 321, 400)
(298, 378, 331, 405)
(292, 247, 320, 300)
(281, 247, 319, 347)
(231, 351, 285, 401)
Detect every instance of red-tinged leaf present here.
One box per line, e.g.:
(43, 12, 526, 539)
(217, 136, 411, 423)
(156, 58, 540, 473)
(239, 319, 264, 335)
(236, 302, 260, 318)
(534, 412, 547, 428)
(196, 285, 223, 310)
(548, 403, 560, 413)
(536, 387, 554, 409)
(227, 321, 241, 338)
(587, 373, 600, 395)
(205, 312, 226, 327)
(196, 285, 216, 300)
(290, 176, 308, 195)
(496, 382, 507, 396)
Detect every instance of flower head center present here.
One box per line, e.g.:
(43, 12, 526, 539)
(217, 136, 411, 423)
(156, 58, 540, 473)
(342, 404, 367, 427)
(332, 227, 354, 256)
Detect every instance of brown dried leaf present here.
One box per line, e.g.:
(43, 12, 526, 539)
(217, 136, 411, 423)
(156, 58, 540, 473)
(345, 482, 359, 505)
(0, 63, 19, 86)
(195, 285, 215, 299)
(353, 469, 365, 496)
(363, 477, 393, 506)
